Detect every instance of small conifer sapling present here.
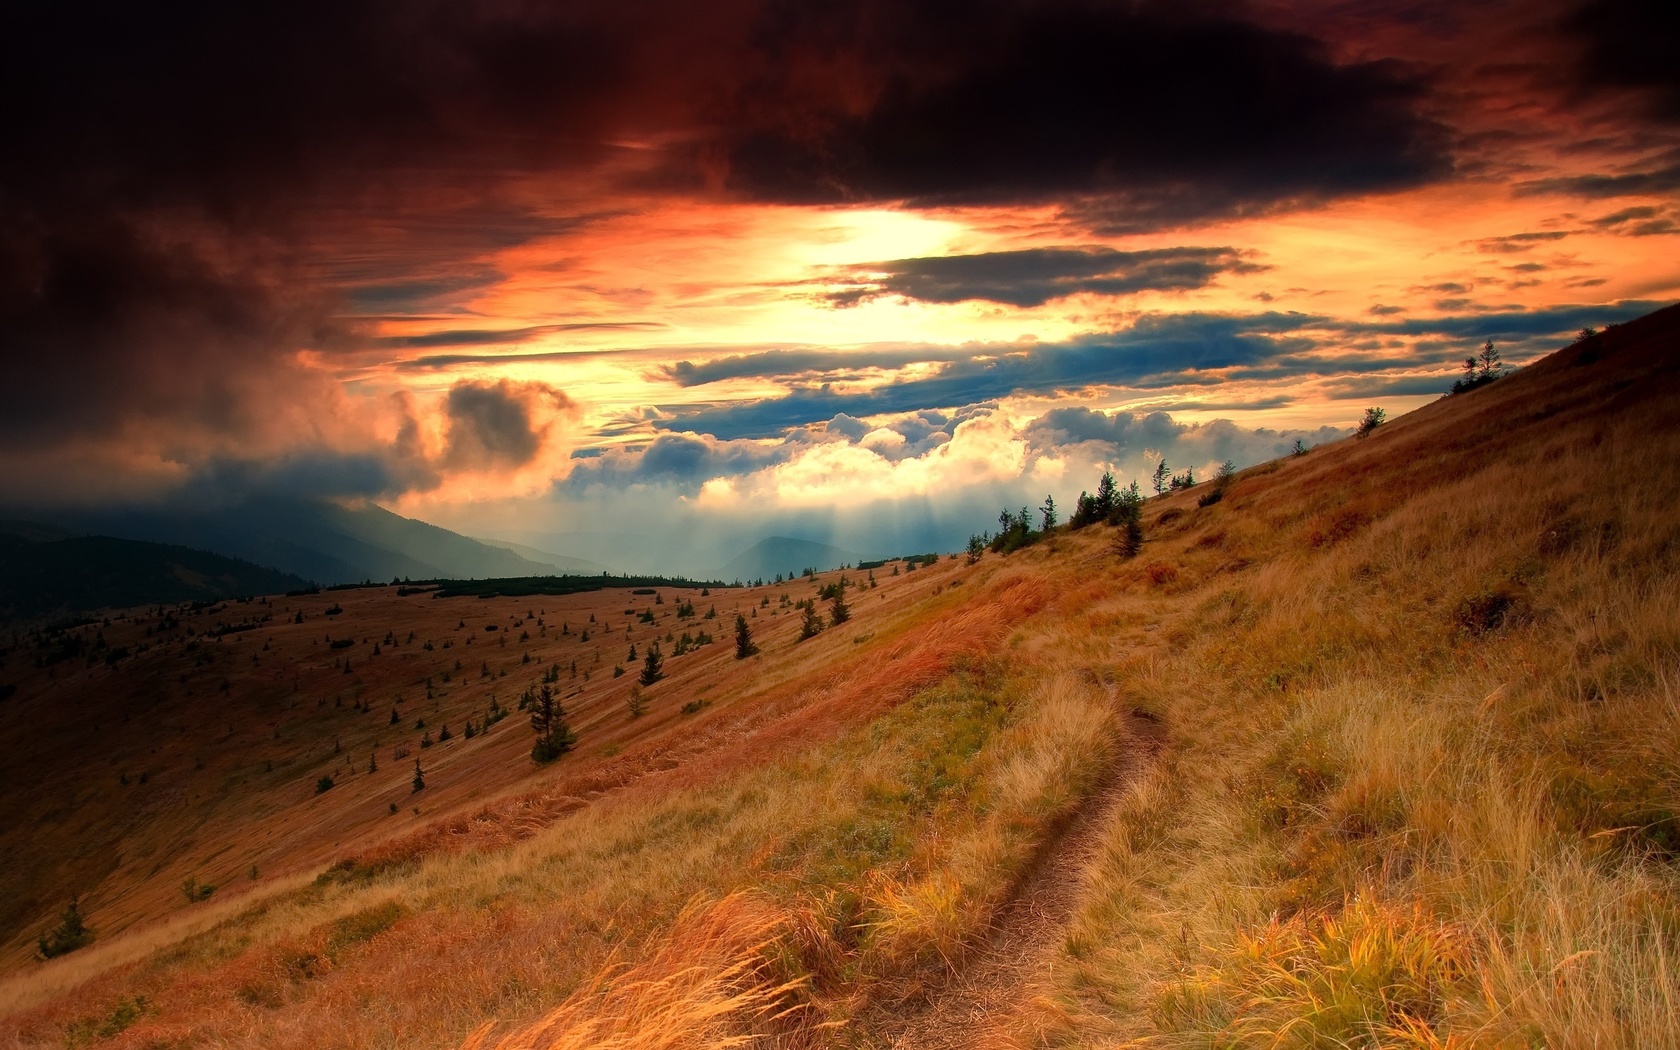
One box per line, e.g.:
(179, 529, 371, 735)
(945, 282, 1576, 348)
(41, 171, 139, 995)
(529, 684, 577, 762)
(36, 898, 94, 959)
(734, 614, 759, 659)
(638, 643, 664, 686)
(798, 602, 824, 640)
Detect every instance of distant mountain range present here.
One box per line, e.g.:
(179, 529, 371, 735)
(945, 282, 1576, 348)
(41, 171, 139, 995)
(719, 536, 860, 582)
(0, 525, 309, 619)
(471, 537, 608, 575)
(483, 528, 864, 580)
(1, 499, 869, 617)
(56, 498, 572, 586)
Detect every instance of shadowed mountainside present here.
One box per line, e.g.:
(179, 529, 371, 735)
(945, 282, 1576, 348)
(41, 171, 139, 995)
(56, 499, 569, 585)
(0, 529, 309, 619)
(718, 536, 861, 582)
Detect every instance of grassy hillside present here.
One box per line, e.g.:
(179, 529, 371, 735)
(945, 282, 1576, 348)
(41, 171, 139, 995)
(0, 310, 1676, 1047)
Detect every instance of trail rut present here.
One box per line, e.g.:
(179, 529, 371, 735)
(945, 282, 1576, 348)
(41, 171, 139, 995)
(867, 706, 1163, 1050)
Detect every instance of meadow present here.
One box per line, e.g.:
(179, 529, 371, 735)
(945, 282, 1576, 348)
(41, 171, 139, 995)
(2, 307, 1677, 1048)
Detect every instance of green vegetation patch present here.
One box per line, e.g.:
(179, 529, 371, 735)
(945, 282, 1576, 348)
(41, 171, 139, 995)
(769, 669, 1018, 886)
(325, 901, 407, 955)
(65, 996, 150, 1046)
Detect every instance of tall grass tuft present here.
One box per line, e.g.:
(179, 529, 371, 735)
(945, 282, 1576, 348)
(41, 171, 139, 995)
(460, 894, 823, 1050)
(1159, 898, 1466, 1047)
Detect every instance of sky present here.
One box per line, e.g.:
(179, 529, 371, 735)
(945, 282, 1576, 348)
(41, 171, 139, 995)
(1, 0, 1676, 568)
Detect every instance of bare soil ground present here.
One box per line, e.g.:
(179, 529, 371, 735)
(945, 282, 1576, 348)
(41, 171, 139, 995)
(867, 705, 1165, 1049)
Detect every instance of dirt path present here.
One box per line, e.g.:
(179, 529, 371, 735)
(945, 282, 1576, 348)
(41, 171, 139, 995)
(868, 707, 1163, 1050)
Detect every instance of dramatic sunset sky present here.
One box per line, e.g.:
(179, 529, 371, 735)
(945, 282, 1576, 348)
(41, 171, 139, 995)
(2, 0, 1676, 566)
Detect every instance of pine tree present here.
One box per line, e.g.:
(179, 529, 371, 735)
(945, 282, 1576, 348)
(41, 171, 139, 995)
(411, 759, 425, 793)
(734, 614, 758, 659)
(1479, 338, 1501, 376)
(627, 686, 646, 719)
(798, 601, 824, 640)
(829, 587, 851, 625)
(1452, 339, 1506, 393)
(639, 643, 664, 686)
(529, 683, 576, 762)
(1114, 481, 1145, 558)
(368, 751, 377, 774)
(1152, 459, 1171, 495)
(1095, 471, 1119, 516)
(36, 898, 94, 959)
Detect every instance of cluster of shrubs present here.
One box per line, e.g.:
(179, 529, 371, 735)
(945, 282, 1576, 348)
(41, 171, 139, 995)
(1072, 473, 1146, 557)
(967, 470, 1150, 562)
(37, 898, 94, 958)
(1450, 339, 1505, 395)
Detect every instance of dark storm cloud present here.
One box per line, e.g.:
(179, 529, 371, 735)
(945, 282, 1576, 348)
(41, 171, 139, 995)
(0, 2, 638, 216)
(1319, 374, 1466, 399)
(658, 313, 1319, 438)
(182, 449, 440, 504)
(378, 322, 664, 350)
(444, 380, 571, 470)
(0, 0, 654, 497)
(25, 0, 1443, 503)
(0, 0, 1662, 509)
(1568, 0, 1680, 125)
(1517, 163, 1680, 199)
(1332, 300, 1663, 338)
(1022, 408, 1348, 470)
(663, 346, 949, 387)
(341, 273, 509, 315)
(1628, 219, 1678, 236)
(702, 3, 1452, 224)
(1137, 396, 1297, 411)
(1027, 408, 1188, 449)
(665, 312, 1320, 394)
(652, 300, 1667, 439)
(559, 433, 792, 492)
(1471, 232, 1572, 253)
(1589, 206, 1660, 227)
(825, 246, 1263, 307)
(0, 217, 347, 448)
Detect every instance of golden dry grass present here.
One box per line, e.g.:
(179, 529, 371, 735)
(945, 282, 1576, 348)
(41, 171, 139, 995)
(3, 309, 1678, 1048)
(0, 565, 1117, 1047)
(1037, 311, 1680, 1047)
(457, 893, 819, 1050)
